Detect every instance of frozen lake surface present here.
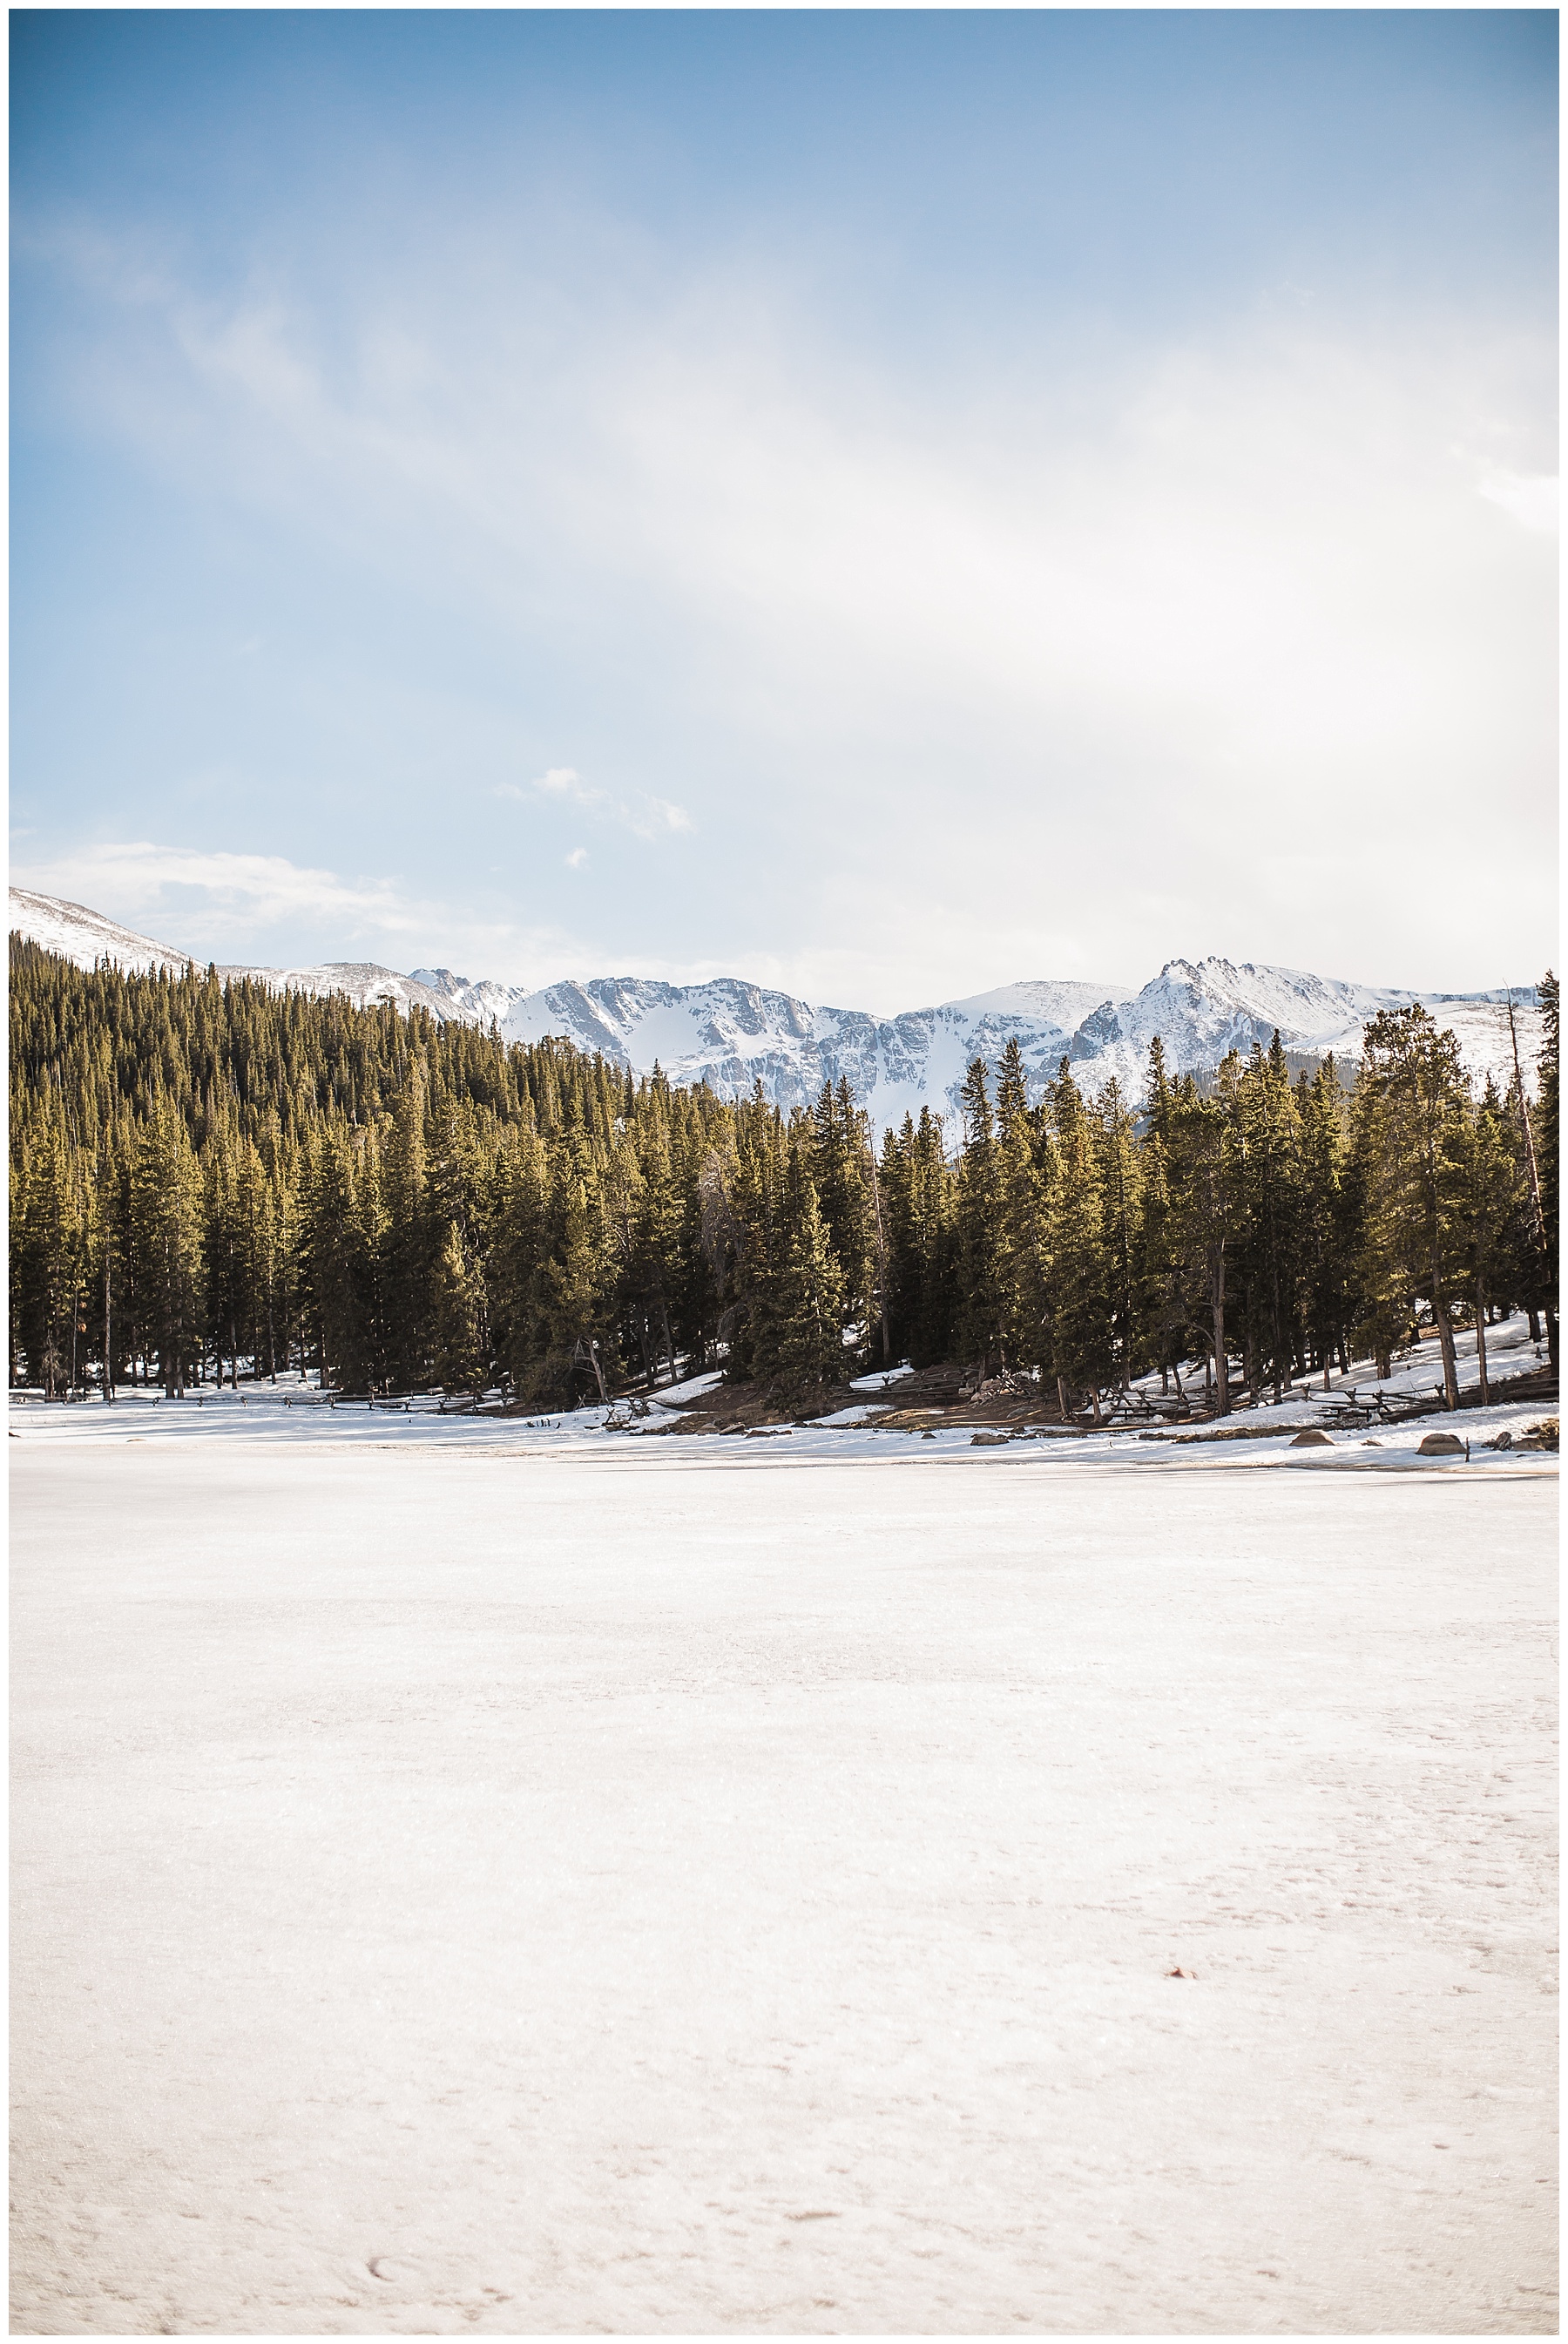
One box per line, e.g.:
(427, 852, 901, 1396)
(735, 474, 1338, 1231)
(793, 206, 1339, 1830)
(11, 1432, 1558, 2334)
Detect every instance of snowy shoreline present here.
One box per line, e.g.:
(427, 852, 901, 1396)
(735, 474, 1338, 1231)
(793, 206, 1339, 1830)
(12, 1386, 1556, 1477)
(18, 1310, 1553, 1479)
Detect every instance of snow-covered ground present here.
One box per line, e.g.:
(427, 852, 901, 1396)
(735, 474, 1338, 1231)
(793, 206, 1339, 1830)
(14, 1308, 1552, 1471)
(10, 1421, 1556, 2334)
(849, 1364, 916, 1392)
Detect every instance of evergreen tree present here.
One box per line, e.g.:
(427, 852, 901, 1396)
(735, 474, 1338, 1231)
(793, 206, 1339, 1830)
(13, 1118, 84, 1394)
(953, 1060, 1006, 1370)
(1295, 1060, 1352, 1387)
(890, 1106, 956, 1368)
(994, 1039, 1044, 1371)
(1230, 1036, 1303, 1401)
(1357, 1006, 1470, 1409)
(234, 1139, 285, 1381)
(127, 1105, 205, 1397)
(811, 1078, 877, 1374)
(767, 1144, 848, 1399)
(431, 1218, 486, 1393)
(1450, 1085, 1527, 1405)
(1040, 1063, 1113, 1418)
(382, 1058, 435, 1388)
(1166, 1067, 1237, 1414)
(1131, 1040, 1188, 1396)
(531, 1143, 613, 1402)
(1346, 1060, 1410, 1379)
(1091, 1077, 1141, 1391)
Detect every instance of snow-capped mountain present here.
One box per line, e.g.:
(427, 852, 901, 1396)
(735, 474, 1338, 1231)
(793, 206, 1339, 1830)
(11, 887, 1544, 1125)
(404, 971, 1133, 1128)
(1064, 959, 1544, 1109)
(409, 959, 1544, 1121)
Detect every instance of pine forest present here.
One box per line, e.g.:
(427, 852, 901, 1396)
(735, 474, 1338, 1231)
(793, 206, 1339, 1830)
(9, 938, 1558, 1413)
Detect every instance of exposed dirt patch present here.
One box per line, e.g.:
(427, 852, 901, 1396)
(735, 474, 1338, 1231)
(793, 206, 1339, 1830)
(662, 1379, 862, 1434)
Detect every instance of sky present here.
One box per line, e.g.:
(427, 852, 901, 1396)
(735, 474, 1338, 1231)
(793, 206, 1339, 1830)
(10, 9, 1558, 1012)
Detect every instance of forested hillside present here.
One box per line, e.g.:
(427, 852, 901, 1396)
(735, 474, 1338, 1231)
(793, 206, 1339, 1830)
(10, 938, 1558, 1411)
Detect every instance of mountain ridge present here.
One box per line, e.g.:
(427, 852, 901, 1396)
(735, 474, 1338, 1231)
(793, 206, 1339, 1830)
(10, 886, 1544, 1124)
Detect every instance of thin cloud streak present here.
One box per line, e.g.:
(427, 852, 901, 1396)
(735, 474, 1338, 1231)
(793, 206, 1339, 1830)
(492, 769, 693, 841)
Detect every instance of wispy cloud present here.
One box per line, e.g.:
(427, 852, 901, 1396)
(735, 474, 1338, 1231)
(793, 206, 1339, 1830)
(564, 846, 589, 870)
(494, 766, 604, 808)
(493, 768, 693, 841)
(10, 842, 420, 936)
(637, 796, 693, 836)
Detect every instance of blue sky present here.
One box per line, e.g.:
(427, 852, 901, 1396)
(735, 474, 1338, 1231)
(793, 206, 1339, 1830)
(10, 10, 1558, 1007)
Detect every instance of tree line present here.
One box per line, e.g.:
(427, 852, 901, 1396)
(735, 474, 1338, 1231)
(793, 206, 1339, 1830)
(10, 938, 1558, 1412)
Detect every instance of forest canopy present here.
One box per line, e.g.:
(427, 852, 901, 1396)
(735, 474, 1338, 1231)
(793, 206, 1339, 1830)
(10, 938, 1558, 1412)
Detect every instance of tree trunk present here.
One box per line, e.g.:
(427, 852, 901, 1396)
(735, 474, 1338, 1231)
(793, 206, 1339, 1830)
(1507, 994, 1550, 1309)
(1211, 1255, 1230, 1416)
(104, 1257, 113, 1403)
(1474, 1282, 1490, 1408)
(868, 1155, 891, 1367)
(164, 1240, 176, 1398)
(1430, 1263, 1460, 1409)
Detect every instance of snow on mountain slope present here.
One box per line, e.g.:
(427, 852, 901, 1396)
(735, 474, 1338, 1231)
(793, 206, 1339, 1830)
(407, 968, 530, 1024)
(7, 889, 193, 976)
(213, 960, 453, 1017)
(1056, 959, 1544, 1107)
(8, 890, 454, 1018)
(10, 889, 1543, 1123)
(459, 960, 1542, 1124)
(944, 979, 1128, 1027)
